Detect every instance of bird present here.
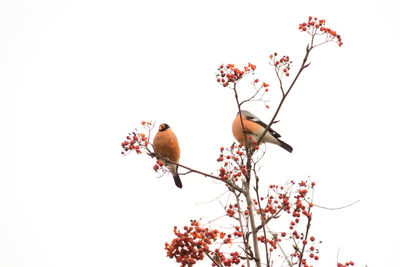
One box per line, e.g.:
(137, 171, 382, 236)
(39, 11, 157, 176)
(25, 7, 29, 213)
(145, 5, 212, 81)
(153, 123, 182, 188)
(232, 110, 293, 153)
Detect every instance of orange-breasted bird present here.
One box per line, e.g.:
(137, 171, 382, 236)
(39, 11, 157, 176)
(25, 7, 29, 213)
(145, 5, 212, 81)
(232, 110, 293, 153)
(153, 123, 182, 188)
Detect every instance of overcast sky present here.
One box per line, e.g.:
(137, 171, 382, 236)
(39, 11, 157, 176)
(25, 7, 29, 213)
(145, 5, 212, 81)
(1, 0, 400, 266)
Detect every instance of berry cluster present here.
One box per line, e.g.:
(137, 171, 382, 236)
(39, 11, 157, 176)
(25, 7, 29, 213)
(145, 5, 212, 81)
(269, 52, 292, 77)
(299, 16, 343, 47)
(165, 220, 241, 267)
(120, 121, 152, 155)
(211, 249, 241, 267)
(216, 63, 256, 87)
(257, 235, 280, 252)
(152, 159, 164, 171)
(216, 145, 247, 182)
(253, 78, 269, 92)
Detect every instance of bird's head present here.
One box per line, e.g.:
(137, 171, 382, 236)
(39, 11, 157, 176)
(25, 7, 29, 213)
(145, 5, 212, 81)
(159, 123, 170, 131)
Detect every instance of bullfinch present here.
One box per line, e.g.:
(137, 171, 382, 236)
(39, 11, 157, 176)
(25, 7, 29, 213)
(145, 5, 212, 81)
(232, 110, 293, 153)
(153, 123, 182, 188)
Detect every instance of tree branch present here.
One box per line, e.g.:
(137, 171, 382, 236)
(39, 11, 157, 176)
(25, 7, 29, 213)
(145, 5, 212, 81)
(147, 151, 245, 193)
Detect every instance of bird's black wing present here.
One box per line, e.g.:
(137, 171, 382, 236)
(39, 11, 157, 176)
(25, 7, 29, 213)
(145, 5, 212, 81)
(245, 112, 282, 138)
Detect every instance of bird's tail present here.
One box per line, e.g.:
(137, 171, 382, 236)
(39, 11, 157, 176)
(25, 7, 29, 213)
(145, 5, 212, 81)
(172, 166, 182, 188)
(278, 139, 293, 153)
(173, 173, 182, 188)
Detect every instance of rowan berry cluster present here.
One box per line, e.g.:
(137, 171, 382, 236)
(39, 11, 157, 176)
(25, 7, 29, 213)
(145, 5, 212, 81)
(299, 16, 343, 47)
(152, 159, 164, 171)
(165, 220, 242, 267)
(120, 121, 152, 155)
(216, 63, 256, 87)
(217, 145, 247, 181)
(269, 52, 292, 77)
(253, 78, 269, 91)
(211, 249, 241, 267)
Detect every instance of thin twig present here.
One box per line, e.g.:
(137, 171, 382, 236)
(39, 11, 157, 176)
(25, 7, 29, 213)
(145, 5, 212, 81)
(308, 200, 360, 210)
(195, 190, 230, 205)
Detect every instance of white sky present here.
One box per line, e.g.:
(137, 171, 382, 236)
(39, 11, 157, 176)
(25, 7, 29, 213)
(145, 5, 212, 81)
(1, 0, 400, 266)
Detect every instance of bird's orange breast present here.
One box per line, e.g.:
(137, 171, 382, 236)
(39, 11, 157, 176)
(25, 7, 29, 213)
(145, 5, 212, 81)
(153, 129, 180, 162)
(232, 114, 263, 145)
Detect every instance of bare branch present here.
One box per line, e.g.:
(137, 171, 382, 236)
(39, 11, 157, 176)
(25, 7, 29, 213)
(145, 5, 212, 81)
(147, 150, 245, 193)
(195, 190, 230, 205)
(233, 190, 252, 267)
(308, 200, 360, 210)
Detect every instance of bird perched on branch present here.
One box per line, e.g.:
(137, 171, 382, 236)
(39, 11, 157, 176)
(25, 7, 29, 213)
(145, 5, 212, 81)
(232, 110, 293, 153)
(153, 123, 182, 188)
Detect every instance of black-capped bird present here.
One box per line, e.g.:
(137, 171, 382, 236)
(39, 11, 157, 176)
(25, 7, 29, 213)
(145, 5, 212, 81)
(153, 123, 182, 188)
(232, 110, 293, 153)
